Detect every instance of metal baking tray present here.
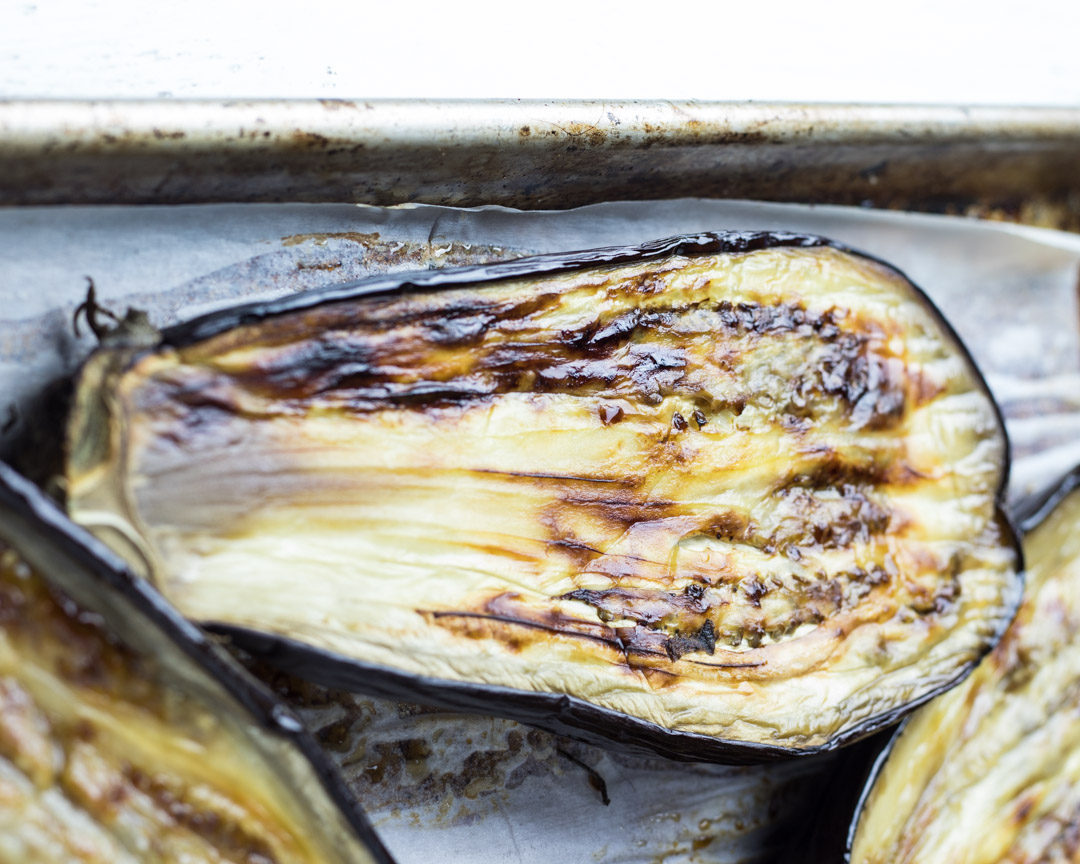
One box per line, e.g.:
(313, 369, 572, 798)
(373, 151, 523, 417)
(2, 100, 1079, 229)
(1, 100, 1079, 864)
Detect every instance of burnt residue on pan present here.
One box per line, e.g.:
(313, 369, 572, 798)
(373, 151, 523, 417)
(246, 659, 832, 864)
(2, 102, 1079, 231)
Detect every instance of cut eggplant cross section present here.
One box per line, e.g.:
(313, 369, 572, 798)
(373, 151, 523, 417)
(66, 233, 1020, 762)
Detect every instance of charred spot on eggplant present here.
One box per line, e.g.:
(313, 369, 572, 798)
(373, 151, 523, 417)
(65, 232, 1019, 760)
(0, 463, 392, 864)
(847, 467, 1080, 864)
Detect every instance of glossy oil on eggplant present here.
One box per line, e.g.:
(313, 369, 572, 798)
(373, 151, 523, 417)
(0, 463, 393, 864)
(849, 467, 1080, 863)
(65, 233, 1020, 760)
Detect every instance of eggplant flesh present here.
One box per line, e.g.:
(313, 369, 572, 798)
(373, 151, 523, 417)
(0, 464, 391, 864)
(849, 470, 1080, 864)
(65, 233, 1019, 759)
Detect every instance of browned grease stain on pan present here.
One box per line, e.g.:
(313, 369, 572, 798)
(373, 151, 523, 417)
(280, 232, 518, 274)
(244, 658, 826, 859)
(248, 660, 578, 816)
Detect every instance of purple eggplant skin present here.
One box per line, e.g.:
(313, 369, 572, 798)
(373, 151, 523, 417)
(773, 727, 897, 861)
(0, 461, 395, 864)
(1011, 462, 1080, 536)
(65, 231, 1022, 764)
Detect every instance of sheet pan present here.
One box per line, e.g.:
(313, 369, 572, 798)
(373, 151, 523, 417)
(1, 100, 1079, 228)
(1, 197, 1078, 862)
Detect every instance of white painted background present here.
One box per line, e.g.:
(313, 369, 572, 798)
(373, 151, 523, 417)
(1, 0, 1078, 103)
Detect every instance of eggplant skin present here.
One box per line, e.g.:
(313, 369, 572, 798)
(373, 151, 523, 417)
(848, 469, 1080, 864)
(65, 232, 1020, 761)
(0, 463, 393, 864)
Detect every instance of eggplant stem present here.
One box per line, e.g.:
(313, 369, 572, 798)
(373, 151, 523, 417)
(73, 277, 121, 341)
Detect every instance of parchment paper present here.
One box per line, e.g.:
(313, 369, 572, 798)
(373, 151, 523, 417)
(1, 199, 1077, 863)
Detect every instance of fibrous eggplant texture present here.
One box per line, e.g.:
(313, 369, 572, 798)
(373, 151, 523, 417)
(65, 234, 1019, 760)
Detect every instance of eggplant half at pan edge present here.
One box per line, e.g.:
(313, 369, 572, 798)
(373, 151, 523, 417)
(64, 232, 1020, 762)
(0, 462, 393, 864)
(847, 467, 1080, 863)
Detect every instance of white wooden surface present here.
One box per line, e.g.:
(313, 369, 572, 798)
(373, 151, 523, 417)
(1, 0, 1079, 103)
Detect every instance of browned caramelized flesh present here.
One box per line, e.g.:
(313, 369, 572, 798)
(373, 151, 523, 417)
(850, 479, 1080, 864)
(0, 535, 383, 864)
(66, 240, 1017, 753)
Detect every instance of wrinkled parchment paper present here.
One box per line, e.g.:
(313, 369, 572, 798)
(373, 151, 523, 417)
(1, 199, 1077, 863)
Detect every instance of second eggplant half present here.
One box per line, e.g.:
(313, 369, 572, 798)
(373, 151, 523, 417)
(64, 232, 1020, 762)
(0, 461, 393, 863)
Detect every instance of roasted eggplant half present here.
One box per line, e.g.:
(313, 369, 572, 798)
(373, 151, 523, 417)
(0, 462, 393, 863)
(847, 467, 1080, 863)
(65, 232, 1020, 761)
